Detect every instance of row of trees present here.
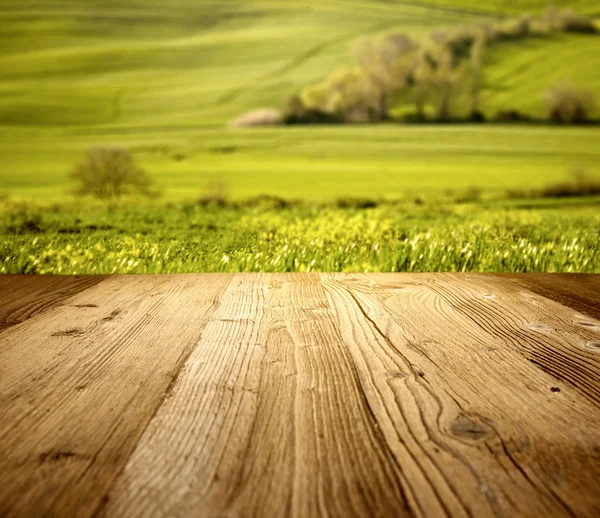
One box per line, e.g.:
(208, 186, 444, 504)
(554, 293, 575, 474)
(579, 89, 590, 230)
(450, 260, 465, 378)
(280, 6, 597, 124)
(286, 33, 484, 123)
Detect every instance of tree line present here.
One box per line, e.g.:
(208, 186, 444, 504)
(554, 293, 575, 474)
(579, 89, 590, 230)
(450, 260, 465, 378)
(231, 6, 598, 127)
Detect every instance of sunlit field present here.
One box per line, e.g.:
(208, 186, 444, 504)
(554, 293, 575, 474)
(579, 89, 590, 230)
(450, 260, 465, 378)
(2, 199, 599, 274)
(1, 0, 599, 273)
(2, 125, 599, 201)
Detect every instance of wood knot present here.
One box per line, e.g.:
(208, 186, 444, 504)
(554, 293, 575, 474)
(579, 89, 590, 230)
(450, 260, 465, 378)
(525, 323, 553, 333)
(584, 342, 600, 351)
(102, 309, 122, 322)
(387, 370, 408, 380)
(450, 415, 491, 441)
(39, 451, 81, 464)
(51, 328, 84, 337)
(577, 320, 600, 330)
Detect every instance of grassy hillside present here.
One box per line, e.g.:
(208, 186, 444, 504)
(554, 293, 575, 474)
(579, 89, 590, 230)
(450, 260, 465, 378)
(418, 0, 599, 15)
(1, 125, 599, 201)
(483, 33, 600, 117)
(0, 0, 599, 200)
(1, 0, 598, 275)
(0, 1, 486, 128)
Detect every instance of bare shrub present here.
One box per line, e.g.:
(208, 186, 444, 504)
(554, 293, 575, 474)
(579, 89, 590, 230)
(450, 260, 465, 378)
(228, 108, 282, 128)
(197, 180, 230, 207)
(559, 9, 597, 33)
(492, 109, 532, 122)
(541, 168, 600, 197)
(241, 194, 299, 210)
(495, 16, 532, 40)
(506, 168, 600, 198)
(455, 186, 482, 203)
(543, 82, 596, 123)
(540, 6, 596, 33)
(282, 94, 343, 124)
(3, 202, 43, 233)
(71, 146, 154, 200)
(334, 197, 378, 209)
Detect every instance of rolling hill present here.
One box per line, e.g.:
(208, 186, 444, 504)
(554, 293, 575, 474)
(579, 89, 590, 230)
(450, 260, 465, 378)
(0, 0, 598, 200)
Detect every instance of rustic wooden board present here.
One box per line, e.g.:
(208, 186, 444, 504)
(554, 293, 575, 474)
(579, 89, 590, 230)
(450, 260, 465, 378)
(0, 273, 599, 518)
(0, 274, 234, 518)
(0, 275, 106, 333)
(500, 273, 600, 321)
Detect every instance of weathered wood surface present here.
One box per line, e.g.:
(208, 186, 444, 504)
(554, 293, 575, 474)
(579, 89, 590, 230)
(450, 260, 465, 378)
(0, 273, 599, 518)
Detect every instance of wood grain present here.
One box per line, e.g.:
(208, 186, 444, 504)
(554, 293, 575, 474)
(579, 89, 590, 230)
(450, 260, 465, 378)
(104, 274, 412, 518)
(0, 275, 106, 333)
(323, 273, 600, 518)
(0, 274, 233, 518)
(499, 273, 600, 321)
(0, 273, 599, 518)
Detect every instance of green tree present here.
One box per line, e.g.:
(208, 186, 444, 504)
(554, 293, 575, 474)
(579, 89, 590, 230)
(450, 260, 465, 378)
(300, 67, 381, 122)
(411, 50, 434, 119)
(469, 34, 486, 117)
(543, 83, 596, 123)
(71, 146, 155, 200)
(427, 47, 469, 120)
(354, 33, 419, 120)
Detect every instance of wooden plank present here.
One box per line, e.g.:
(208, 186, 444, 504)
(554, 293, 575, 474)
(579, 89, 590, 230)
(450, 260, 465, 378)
(498, 273, 600, 321)
(424, 273, 600, 406)
(0, 274, 106, 333)
(103, 273, 413, 518)
(321, 273, 600, 518)
(1, 273, 599, 518)
(0, 274, 233, 518)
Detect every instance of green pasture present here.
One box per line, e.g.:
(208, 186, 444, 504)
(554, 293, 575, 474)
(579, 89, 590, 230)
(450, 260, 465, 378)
(1, 0, 599, 203)
(0, 0, 599, 274)
(483, 33, 600, 117)
(1, 125, 599, 201)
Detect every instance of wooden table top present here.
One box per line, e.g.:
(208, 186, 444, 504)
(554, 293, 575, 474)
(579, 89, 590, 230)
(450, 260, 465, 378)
(0, 273, 599, 518)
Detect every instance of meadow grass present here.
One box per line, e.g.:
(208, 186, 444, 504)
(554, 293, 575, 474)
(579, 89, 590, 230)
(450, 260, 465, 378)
(2, 125, 599, 201)
(1, 198, 598, 274)
(0, 1, 598, 274)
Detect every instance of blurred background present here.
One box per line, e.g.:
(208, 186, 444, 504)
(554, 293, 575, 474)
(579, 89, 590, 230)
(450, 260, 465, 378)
(0, 0, 599, 274)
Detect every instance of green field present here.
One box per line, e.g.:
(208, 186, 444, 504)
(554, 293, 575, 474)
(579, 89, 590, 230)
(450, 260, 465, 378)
(2, 125, 599, 201)
(1, 0, 599, 273)
(2, 0, 599, 201)
(483, 33, 600, 117)
(2, 199, 599, 274)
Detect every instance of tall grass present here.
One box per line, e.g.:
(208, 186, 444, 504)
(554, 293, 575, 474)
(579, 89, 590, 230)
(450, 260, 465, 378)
(1, 200, 598, 274)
